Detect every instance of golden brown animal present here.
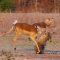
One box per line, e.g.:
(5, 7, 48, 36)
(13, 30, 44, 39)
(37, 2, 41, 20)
(35, 32, 51, 54)
(13, 23, 40, 53)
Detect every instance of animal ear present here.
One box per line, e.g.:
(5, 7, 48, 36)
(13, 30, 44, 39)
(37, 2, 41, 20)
(13, 20, 18, 25)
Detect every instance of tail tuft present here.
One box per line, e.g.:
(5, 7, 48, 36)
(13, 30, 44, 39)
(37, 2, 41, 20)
(13, 20, 18, 25)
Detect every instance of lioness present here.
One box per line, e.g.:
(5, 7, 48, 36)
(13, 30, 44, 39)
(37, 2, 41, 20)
(33, 18, 55, 53)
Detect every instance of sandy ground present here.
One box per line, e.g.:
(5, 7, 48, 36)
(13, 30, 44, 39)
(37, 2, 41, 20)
(0, 51, 60, 60)
(0, 35, 60, 60)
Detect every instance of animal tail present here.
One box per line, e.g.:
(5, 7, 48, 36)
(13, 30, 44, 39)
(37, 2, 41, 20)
(0, 20, 18, 36)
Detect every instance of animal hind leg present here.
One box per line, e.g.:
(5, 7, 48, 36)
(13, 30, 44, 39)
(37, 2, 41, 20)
(12, 30, 21, 51)
(12, 34, 18, 50)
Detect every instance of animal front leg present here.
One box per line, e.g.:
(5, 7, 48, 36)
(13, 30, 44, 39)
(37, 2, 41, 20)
(30, 37, 40, 54)
(35, 45, 44, 54)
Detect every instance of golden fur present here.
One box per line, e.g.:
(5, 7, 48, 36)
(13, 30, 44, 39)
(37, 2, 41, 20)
(13, 23, 40, 53)
(35, 32, 51, 54)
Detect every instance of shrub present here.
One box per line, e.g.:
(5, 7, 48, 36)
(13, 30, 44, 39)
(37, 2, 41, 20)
(0, 0, 15, 12)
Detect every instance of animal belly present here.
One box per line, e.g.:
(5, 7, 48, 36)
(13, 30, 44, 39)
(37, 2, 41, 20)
(22, 30, 30, 35)
(23, 30, 35, 36)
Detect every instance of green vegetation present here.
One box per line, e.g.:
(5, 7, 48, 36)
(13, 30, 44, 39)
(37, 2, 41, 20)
(0, 0, 15, 12)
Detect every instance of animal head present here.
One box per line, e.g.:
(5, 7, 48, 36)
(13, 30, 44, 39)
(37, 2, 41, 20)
(45, 18, 56, 34)
(44, 18, 55, 27)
